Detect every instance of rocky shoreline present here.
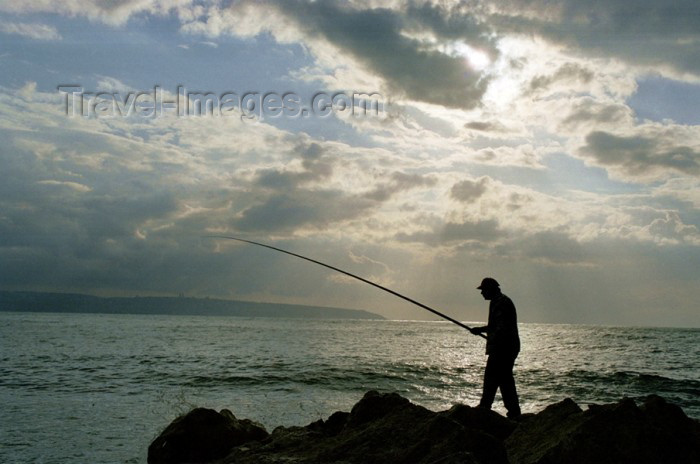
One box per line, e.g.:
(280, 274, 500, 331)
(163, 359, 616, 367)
(148, 391, 700, 464)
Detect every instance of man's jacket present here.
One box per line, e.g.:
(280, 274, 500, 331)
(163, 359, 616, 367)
(485, 293, 520, 356)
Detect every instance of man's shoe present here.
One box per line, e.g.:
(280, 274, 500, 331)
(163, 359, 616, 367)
(507, 411, 522, 421)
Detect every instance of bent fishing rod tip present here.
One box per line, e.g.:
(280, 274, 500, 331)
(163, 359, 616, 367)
(205, 235, 487, 339)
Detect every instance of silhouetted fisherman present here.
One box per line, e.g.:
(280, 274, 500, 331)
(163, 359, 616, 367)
(470, 277, 521, 419)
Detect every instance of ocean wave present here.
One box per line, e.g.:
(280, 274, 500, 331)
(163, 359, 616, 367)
(181, 361, 475, 391)
(561, 369, 700, 392)
(546, 369, 700, 409)
(183, 367, 404, 388)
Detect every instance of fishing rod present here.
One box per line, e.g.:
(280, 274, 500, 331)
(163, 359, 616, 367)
(207, 235, 486, 339)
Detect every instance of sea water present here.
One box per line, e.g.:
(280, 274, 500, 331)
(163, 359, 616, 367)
(1, 312, 699, 463)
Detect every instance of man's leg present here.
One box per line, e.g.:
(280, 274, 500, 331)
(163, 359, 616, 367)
(478, 355, 499, 409)
(499, 353, 521, 418)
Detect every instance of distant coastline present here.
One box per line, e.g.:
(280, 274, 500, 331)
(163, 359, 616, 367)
(0, 291, 384, 320)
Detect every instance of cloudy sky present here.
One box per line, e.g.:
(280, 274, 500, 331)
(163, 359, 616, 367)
(1, 0, 699, 327)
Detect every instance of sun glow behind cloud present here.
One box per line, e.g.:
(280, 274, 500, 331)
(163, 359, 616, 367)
(481, 44, 524, 109)
(449, 41, 491, 71)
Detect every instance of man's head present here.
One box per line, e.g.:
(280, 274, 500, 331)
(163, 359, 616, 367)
(477, 277, 501, 300)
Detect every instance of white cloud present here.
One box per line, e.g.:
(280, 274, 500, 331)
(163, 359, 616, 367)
(94, 76, 134, 94)
(641, 211, 700, 245)
(473, 144, 545, 169)
(0, 0, 188, 26)
(0, 21, 61, 40)
(18, 81, 37, 100)
(653, 178, 700, 209)
(36, 180, 92, 192)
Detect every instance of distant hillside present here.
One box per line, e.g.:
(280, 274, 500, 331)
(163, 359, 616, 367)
(0, 291, 384, 320)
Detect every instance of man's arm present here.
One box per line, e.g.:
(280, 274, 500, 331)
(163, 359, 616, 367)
(470, 325, 488, 335)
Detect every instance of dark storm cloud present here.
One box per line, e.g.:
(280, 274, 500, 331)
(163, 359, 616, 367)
(0, 129, 178, 250)
(254, 143, 333, 191)
(241, 142, 366, 231)
(363, 172, 437, 202)
(0, 160, 179, 292)
(489, 0, 700, 75)
(560, 98, 632, 130)
(579, 130, 700, 178)
(395, 218, 502, 246)
(244, 141, 438, 232)
(450, 177, 490, 202)
(244, 169, 436, 233)
(270, 0, 493, 109)
(0, 121, 261, 296)
(505, 192, 533, 211)
(441, 219, 501, 242)
(233, 190, 375, 232)
(0, 125, 315, 297)
(464, 120, 508, 132)
(526, 62, 594, 94)
(496, 230, 589, 266)
(403, 2, 492, 44)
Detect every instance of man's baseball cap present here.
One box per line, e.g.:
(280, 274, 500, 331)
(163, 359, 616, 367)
(477, 277, 499, 289)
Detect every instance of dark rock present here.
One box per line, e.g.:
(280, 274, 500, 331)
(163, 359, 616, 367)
(149, 392, 700, 464)
(323, 410, 350, 436)
(506, 395, 700, 464)
(503, 397, 583, 464)
(440, 404, 517, 441)
(346, 390, 411, 428)
(147, 407, 268, 464)
(224, 390, 508, 464)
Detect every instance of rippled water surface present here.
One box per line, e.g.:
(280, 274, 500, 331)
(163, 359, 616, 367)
(1, 312, 699, 463)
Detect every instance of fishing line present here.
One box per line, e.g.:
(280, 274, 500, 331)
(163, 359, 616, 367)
(207, 235, 485, 339)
